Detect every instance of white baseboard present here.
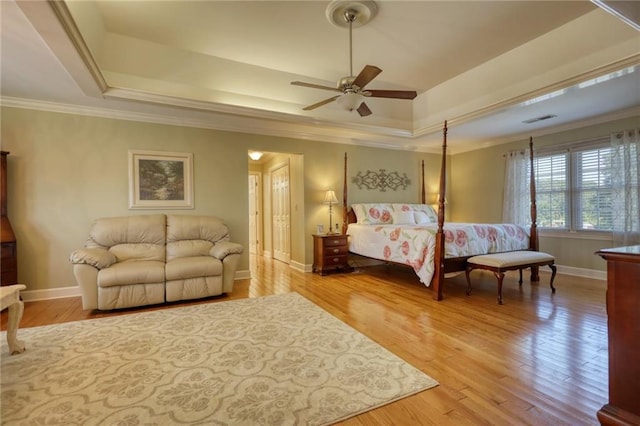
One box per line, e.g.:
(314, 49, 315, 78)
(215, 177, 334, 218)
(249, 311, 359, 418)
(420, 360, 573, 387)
(555, 265, 606, 281)
(234, 269, 251, 280)
(21, 286, 81, 302)
(289, 260, 311, 273)
(21, 271, 253, 302)
(18, 264, 606, 302)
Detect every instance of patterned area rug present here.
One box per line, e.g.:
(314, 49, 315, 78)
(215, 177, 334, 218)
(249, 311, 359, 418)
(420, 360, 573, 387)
(1, 292, 437, 425)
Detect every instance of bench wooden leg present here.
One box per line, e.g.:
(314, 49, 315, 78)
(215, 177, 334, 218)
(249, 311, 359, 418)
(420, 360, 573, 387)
(531, 265, 540, 282)
(549, 264, 557, 293)
(518, 269, 523, 285)
(493, 272, 505, 305)
(465, 267, 473, 296)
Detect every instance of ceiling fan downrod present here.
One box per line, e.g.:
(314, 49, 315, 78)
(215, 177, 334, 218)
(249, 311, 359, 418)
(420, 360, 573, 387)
(345, 9, 357, 78)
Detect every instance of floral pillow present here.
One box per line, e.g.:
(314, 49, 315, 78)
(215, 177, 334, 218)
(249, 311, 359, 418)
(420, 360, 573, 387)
(351, 203, 393, 224)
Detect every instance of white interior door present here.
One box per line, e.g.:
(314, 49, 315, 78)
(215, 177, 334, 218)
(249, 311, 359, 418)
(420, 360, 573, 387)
(271, 163, 290, 264)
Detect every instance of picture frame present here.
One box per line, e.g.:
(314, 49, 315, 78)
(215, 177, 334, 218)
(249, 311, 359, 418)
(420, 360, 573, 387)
(128, 149, 194, 209)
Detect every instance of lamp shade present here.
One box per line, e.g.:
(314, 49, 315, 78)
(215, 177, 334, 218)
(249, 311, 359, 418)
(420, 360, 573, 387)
(323, 190, 339, 204)
(248, 151, 263, 161)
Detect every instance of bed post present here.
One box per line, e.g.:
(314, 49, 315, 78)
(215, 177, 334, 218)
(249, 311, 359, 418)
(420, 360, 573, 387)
(432, 121, 447, 301)
(529, 137, 541, 281)
(342, 152, 348, 235)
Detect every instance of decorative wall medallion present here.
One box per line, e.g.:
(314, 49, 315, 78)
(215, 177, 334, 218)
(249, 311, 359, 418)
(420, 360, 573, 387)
(352, 169, 410, 191)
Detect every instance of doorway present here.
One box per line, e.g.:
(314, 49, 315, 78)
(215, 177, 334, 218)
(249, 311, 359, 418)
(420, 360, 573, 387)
(248, 152, 299, 270)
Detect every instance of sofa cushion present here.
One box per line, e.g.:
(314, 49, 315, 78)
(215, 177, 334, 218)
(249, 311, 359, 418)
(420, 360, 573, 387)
(98, 260, 165, 288)
(110, 243, 165, 263)
(166, 240, 214, 262)
(88, 214, 166, 248)
(165, 256, 223, 281)
(167, 215, 230, 244)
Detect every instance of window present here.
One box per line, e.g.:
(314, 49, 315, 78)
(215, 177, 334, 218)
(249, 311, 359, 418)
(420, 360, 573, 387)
(534, 138, 614, 232)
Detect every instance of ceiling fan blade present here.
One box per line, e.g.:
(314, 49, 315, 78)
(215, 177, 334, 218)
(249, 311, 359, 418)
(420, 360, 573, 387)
(357, 102, 372, 117)
(302, 95, 341, 111)
(366, 89, 417, 100)
(352, 65, 382, 89)
(291, 81, 341, 92)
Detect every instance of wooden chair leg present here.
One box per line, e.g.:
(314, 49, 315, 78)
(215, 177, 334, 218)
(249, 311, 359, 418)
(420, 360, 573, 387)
(549, 264, 557, 293)
(494, 271, 505, 305)
(518, 268, 523, 285)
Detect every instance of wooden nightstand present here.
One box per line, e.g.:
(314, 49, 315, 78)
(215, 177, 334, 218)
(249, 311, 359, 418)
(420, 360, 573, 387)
(313, 234, 352, 275)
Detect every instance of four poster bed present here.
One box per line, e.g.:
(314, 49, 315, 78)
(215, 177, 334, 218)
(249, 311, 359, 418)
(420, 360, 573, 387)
(341, 121, 541, 301)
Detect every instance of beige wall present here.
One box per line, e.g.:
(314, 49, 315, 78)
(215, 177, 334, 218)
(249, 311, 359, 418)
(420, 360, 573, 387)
(450, 115, 640, 271)
(1, 107, 440, 291)
(3, 106, 633, 292)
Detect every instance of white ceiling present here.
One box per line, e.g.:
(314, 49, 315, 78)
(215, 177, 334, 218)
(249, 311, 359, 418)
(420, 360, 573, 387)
(1, 0, 639, 154)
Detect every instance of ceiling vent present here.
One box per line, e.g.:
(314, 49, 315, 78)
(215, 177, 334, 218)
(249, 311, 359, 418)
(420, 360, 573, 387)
(522, 114, 557, 124)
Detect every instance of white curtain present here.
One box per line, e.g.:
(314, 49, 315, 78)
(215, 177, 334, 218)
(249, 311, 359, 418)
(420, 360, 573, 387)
(611, 128, 640, 247)
(503, 150, 530, 226)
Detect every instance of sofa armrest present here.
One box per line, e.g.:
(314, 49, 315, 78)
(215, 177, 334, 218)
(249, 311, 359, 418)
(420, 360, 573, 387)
(69, 248, 116, 269)
(209, 241, 243, 260)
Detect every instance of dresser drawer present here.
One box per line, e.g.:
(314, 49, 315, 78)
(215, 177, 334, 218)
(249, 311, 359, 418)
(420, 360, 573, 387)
(323, 236, 348, 248)
(323, 253, 348, 265)
(322, 244, 348, 256)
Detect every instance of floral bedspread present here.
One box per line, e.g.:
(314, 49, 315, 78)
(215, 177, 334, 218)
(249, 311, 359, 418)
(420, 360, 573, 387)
(347, 223, 530, 286)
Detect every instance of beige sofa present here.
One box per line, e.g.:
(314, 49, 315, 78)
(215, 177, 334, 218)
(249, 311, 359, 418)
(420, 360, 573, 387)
(70, 214, 243, 310)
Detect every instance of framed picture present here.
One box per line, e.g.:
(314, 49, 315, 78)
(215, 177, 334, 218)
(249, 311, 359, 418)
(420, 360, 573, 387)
(128, 150, 194, 209)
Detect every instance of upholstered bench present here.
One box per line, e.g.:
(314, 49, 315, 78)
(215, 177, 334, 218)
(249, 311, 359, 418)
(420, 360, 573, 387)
(465, 251, 556, 304)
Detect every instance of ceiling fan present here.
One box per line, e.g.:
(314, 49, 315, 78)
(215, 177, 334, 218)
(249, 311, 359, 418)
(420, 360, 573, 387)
(291, 2, 417, 117)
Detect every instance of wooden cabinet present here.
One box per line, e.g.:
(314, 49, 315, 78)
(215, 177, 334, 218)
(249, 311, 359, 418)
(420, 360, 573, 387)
(595, 246, 640, 425)
(313, 234, 352, 275)
(1, 151, 17, 286)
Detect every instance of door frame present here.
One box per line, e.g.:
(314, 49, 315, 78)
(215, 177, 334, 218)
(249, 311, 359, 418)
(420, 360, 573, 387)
(248, 171, 262, 255)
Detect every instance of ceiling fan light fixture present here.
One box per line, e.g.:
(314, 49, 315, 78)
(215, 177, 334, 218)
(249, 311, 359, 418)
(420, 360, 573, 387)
(337, 92, 363, 111)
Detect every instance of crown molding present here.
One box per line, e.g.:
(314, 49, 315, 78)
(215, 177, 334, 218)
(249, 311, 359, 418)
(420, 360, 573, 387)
(0, 95, 419, 152)
(103, 87, 415, 139)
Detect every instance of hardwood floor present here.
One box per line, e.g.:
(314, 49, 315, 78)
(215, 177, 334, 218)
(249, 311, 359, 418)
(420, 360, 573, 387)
(2, 254, 608, 425)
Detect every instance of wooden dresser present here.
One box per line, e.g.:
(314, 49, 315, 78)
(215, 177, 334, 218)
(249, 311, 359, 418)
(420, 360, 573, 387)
(1, 151, 17, 286)
(595, 245, 640, 425)
(312, 234, 352, 275)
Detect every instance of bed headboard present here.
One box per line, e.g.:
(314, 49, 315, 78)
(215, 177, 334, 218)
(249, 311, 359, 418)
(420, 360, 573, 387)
(341, 152, 427, 234)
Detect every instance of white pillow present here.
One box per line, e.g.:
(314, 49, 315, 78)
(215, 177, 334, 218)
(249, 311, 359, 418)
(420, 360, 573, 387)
(391, 211, 416, 225)
(414, 211, 432, 225)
